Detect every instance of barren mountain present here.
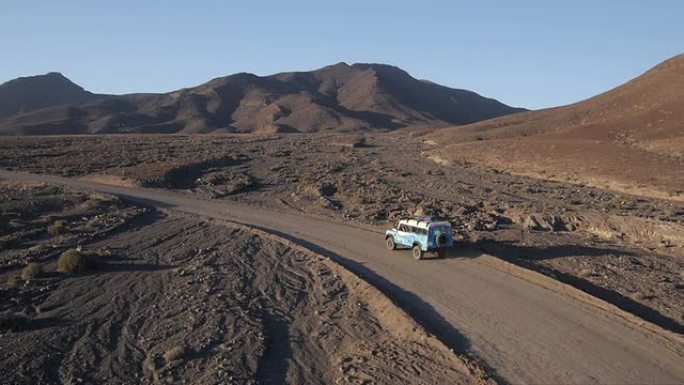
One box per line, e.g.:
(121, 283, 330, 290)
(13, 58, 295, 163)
(0, 72, 111, 120)
(429, 54, 684, 200)
(0, 63, 524, 135)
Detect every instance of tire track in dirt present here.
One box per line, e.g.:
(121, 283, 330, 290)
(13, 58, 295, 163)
(1, 212, 482, 384)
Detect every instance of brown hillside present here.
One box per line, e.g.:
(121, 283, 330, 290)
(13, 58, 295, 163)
(0, 72, 111, 119)
(0, 63, 524, 135)
(429, 54, 684, 200)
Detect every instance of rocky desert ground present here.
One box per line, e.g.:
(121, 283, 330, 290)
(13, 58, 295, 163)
(0, 180, 488, 385)
(1, 54, 683, 385)
(1, 132, 682, 334)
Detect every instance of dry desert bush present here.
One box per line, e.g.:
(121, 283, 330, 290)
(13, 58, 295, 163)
(47, 220, 68, 236)
(20, 263, 42, 281)
(57, 249, 91, 273)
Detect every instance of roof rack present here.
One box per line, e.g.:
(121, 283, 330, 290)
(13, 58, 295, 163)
(401, 216, 446, 228)
(411, 216, 446, 222)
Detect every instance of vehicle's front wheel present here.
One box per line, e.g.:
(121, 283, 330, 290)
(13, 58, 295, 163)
(412, 245, 423, 260)
(386, 237, 396, 250)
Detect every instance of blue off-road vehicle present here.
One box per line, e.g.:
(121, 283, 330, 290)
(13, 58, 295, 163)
(385, 216, 454, 260)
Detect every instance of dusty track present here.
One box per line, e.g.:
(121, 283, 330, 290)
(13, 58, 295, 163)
(2, 170, 683, 385)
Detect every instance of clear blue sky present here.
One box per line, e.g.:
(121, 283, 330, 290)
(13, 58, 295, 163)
(2, 0, 682, 109)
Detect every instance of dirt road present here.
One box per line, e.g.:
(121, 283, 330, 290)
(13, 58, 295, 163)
(2, 170, 683, 385)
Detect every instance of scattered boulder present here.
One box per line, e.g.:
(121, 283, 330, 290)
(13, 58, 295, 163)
(163, 346, 186, 363)
(328, 136, 366, 148)
(319, 197, 343, 211)
(521, 214, 582, 232)
(413, 201, 438, 216)
(522, 215, 550, 231)
(464, 215, 499, 232)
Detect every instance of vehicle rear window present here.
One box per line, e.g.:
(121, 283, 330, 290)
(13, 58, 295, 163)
(430, 225, 450, 234)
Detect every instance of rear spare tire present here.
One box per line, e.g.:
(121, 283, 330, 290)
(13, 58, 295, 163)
(436, 233, 448, 247)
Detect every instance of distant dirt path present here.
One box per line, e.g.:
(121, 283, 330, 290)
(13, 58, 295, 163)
(2, 170, 683, 385)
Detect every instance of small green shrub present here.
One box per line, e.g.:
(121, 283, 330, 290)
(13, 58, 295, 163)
(21, 263, 43, 281)
(57, 249, 89, 273)
(48, 220, 68, 236)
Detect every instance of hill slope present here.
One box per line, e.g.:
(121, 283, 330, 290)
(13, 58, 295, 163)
(429, 54, 684, 200)
(0, 72, 111, 119)
(0, 63, 524, 135)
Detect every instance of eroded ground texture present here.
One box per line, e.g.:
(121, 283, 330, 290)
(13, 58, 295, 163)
(0, 181, 483, 385)
(1, 134, 682, 329)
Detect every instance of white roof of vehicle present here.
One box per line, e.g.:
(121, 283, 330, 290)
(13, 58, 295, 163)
(399, 217, 451, 229)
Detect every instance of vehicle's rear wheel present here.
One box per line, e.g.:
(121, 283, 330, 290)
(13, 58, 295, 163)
(412, 244, 423, 260)
(386, 237, 396, 250)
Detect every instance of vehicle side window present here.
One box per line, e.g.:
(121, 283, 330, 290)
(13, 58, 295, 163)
(398, 224, 429, 235)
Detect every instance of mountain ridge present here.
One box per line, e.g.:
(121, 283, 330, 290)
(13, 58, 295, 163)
(0, 72, 112, 119)
(0, 63, 525, 135)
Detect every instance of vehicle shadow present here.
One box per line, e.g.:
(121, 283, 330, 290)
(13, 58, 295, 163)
(254, 311, 292, 385)
(434, 239, 634, 261)
(20, 316, 71, 332)
(99, 261, 174, 273)
(249, 225, 510, 385)
(471, 239, 635, 261)
(459, 238, 684, 335)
